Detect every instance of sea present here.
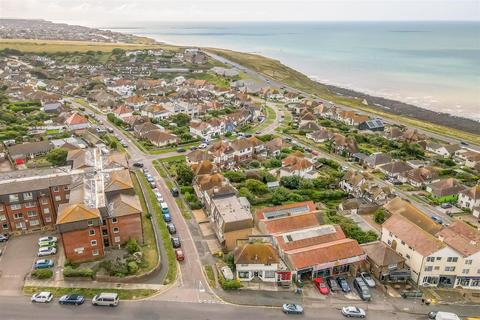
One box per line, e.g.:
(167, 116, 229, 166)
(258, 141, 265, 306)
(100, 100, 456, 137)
(110, 21, 480, 122)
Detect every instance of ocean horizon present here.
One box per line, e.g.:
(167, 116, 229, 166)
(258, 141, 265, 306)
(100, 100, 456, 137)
(109, 21, 480, 122)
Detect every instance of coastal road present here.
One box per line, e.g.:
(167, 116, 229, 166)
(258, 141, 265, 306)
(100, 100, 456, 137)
(1, 296, 471, 320)
(204, 51, 480, 152)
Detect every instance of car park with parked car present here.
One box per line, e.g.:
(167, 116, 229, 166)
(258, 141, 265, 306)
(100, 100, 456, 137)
(313, 277, 329, 295)
(337, 276, 351, 292)
(38, 236, 57, 243)
(38, 246, 57, 257)
(175, 249, 184, 261)
(360, 272, 376, 288)
(327, 277, 340, 292)
(353, 277, 372, 301)
(34, 259, 54, 269)
(167, 223, 176, 234)
(92, 292, 119, 307)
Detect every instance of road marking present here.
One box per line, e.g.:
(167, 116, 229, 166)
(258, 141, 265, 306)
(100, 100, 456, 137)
(199, 281, 205, 292)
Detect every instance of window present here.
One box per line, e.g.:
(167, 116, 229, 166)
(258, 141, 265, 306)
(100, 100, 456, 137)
(114, 236, 121, 243)
(445, 266, 456, 272)
(52, 186, 59, 192)
(401, 240, 405, 245)
(13, 213, 23, 219)
(41, 198, 49, 205)
(463, 269, 470, 274)
(2, 224, 8, 230)
(0, 215, 5, 221)
(434, 266, 440, 271)
(23, 192, 33, 200)
(27, 211, 37, 217)
(406, 254, 411, 259)
(477, 269, 480, 274)
(65, 194, 70, 200)
(389, 232, 393, 237)
(92, 249, 99, 256)
(0, 205, 4, 211)
(54, 196, 61, 202)
(64, 186, 69, 191)
(29, 220, 39, 226)
(25, 201, 36, 208)
(387, 239, 392, 246)
(9, 194, 19, 202)
(10, 204, 21, 211)
(91, 240, 97, 246)
(424, 266, 433, 272)
(238, 271, 249, 279)
(465, 259, 473, 265)
(447, 257, 458, 263)
(436, 257, 441, 261)
(427, 257, 435, 262)
(15, 222, 25, 229)
(113, 227, 119, 233)
(44, 216, 51, 223)
(112, 218, 118, 224)
(43, 208, 50, 214)
(89, 229, 96, 236)
(264, 271, 275, 278)
(87, 220, 94, 227)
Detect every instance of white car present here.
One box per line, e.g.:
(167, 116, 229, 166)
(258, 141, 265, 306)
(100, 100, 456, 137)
(38, 236, 58, 243)
(341, 306, 366, 318)
(360, 272, 376, 288)
(38, 246, 57, 257)
(31, 291, 53, 303)
(198, 143, 207, 149)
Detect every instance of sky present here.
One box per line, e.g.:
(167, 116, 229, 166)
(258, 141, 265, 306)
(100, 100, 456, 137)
(1, 0, 479, 26)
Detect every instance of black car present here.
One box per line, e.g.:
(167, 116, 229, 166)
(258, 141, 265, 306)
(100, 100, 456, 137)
(167, 223, 176, 235)
(337, 276, 351, 292)
(59, 294, 85, 305)
(177, 148, 186, 153)
(171, 236, 181, 248)
(0, 234, 9, 242)
(190, 146, 198, 151)
(133, 162, 144, 168)
(171, 187, 179, 197)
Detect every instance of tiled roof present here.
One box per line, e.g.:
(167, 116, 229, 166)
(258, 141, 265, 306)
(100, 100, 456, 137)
(57, 203, 101, 224)
(361, 241, 405, 267)
(105, 169, 133, 193)
(109, 193, 142, 217)
(259, 212, 320, 234)
(65, 113, 88, 125)
(460, 185, 480, 200)
(427, 178, 465, 197)
(234, 242, 280, 265)
(436, 221, 480, 257)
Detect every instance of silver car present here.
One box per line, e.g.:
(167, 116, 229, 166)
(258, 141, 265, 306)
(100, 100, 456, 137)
(360, 272, 376, 288)
(341, 306, 366, 318)
(282, 304, 304, 315)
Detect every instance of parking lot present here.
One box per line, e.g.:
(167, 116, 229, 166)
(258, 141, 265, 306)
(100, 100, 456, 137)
(0, 233, 59, 296)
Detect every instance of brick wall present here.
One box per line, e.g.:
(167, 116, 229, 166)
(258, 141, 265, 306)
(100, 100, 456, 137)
(61, 226, 105, 263)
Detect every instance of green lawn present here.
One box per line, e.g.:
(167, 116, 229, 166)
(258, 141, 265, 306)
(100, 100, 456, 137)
(23, 286, 157, 300)
(131, 173, 159, 273)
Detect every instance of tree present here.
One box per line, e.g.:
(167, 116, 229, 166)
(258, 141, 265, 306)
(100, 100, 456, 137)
(175, 162, 194, 185)
(245, 179, 268, 194)
(224, 171, 246, 183)
(280, 175, 301, 189)
(271, 187, 289, 205)
(374, 208, 389, 224)
(46, 148, 68, 166)
(171, 113, 190, 127)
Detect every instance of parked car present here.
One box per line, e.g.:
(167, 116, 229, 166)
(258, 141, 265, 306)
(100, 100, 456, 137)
(428, 311, 460, 320)
(220, 266, 234, 280)
(353, 277, 371, 301)
(337, 277, 351, 292)
(160, 202, 169, 214)
(163, 213, 172, 222)
(175, 249, 184, 261)
(0, 234, 9, 242)
(171, 187, 179, 197)
(38, 236, 57, 243)
(360, 272, 376, 288)
(38, 240, 57, 248)
(34, 259, 54, 269)
(327, 277, 340, 292)
(198, 143, 207, 149)
(167, 223, 176, 234)
(176, 148, 186, 153)
(146, 176, 155, 183)
(282, 303, 304, 315)
(133, 162, 144, 168)
(38, 247, 57, 257)
(431, 215, 443, 225)
(190, 146, 198, 151)
(149, 181, 156, 189)
(31, 291, 53, 303)
(313, 277, 329, 295)
(341, 306, 366, 318)
(92, 292, 119, 307)
(171, 236, 181, 248)
(59, 294, 85, 305)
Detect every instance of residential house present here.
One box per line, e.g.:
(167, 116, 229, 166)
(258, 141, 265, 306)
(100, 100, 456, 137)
(399, 167, 439, 188)
(330, 133, 359, 157)
(65, 113, 90, 130)
(183, 49, 208, 64)
(426, 178, 465, 199)
(306, 128, 331, 143)
(401, 129, 426, 143)
(134, 122, 162, 138)
(234, 240, 283, 283)
(141, 104, 171, 120)
(42, 101, 64, 114)
(426, 142, 461, 158)
(340, 171, 368, 197)
(7, 141, 54, 164)
(298, 121, 322, 132)
(186, 150, 214, 166)
(279, 151, 316, 179)
(358, 119, 385, 132)
(264, 137, 283, 157)
(112, 105, 133, 120)
(364, 153, 392, 169)
(143, 130, 179, 147)
(378, 161, 413, 178)
(125, 95, 146, 110)
(457, 185, 480, 211)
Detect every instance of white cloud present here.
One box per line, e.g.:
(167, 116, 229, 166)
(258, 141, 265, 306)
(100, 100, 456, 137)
(1, 0, 478, 26)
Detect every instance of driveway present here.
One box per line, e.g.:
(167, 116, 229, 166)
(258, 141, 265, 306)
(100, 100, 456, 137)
(0, 234, 39, 296)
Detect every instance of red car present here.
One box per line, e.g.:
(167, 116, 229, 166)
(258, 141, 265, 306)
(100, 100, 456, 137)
(314, 277, 329, 295)
(175, 249, 184, 261)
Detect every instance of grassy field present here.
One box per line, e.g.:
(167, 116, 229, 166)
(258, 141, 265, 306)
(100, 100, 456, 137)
(0, 39, 179, 53)
(23, 286, 157, 300)
(206, 47, 480, 146)
(131, 173, 159, 273)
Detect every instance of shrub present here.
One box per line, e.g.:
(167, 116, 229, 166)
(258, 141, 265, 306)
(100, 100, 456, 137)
(374, 208, 389, 224)
(32, 269, 53, 279)
(63, 266, 95, 278)
(127, 261, 139, 274)
(220, 279, 242, 290)
(126, 239, 141, 254)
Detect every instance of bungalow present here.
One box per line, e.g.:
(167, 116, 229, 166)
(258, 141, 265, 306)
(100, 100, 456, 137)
(399, 167, 439, 188)
(112, 105, 133, 120)
(143, 130, 179, 147)
(364, 152, 392, 169)
(125, 95, 146, 110)
(298, 121, 321, 132)
(340, 171, 368, 197)
(426, 142, 461, 158)
(186, 150, 214, 165)
(141, 104, 171, 120)
(7, 140, 54, 163)
(279, 151, 316, 179)
(401, 128, 426, 143)
(65, 113, 90, 130)
(330, 133, 359, 157)
(306, 128, 331, 143)
(455, 150, 480, 169)
(299, 112, 316, 125)
(378, 161, 413, 178)
(134, 122, 162, 138)
(264, 137, 283, 157)
(457, 185, 480, 211)
(426, 178, 465, 199)
(384, 127, 403, 140)
(42, 101, 63, 114)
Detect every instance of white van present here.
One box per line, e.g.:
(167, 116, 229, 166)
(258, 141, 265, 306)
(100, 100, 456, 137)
(92, 293, 119, 307)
